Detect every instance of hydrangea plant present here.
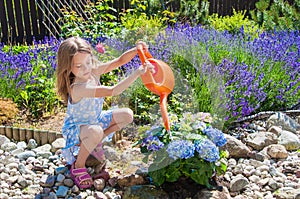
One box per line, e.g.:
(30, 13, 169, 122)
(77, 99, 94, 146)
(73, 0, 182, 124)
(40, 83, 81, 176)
(137, 112, 228, 188)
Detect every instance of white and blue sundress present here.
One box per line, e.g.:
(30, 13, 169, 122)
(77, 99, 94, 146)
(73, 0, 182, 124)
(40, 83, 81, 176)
(61, 93, 113, 165)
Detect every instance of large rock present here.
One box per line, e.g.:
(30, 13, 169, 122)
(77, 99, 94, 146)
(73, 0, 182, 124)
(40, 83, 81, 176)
(266, 112, 300, 133)
(245, 132, 277, 150)
(51, 138, 65, 153)
(265, 144, 288, 159)
(117, 174, 146, 188)
(0, 135, 10, 145)
(220, 134, 250, 158)
(229, 176, 249, 192)
(278, 130, 300, 150)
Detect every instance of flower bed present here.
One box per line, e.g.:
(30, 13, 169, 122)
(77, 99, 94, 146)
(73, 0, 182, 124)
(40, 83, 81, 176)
(137, 112, 227, 188)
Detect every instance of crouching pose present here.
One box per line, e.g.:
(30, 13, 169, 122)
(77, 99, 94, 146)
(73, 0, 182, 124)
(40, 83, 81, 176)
(56, 36, 153, 189)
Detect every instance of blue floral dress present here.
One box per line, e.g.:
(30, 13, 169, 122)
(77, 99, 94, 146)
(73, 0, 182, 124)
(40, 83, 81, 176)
(61, 92, 113, 165)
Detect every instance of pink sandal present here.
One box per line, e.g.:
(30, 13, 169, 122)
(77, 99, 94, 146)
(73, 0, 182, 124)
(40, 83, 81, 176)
(70, 164, 93, 189)
(91, 142, 106, 161)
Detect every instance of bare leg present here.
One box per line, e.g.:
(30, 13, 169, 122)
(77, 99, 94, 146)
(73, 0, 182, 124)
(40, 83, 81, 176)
(103, 108, 133, 138)
(75, 125, 103, 185)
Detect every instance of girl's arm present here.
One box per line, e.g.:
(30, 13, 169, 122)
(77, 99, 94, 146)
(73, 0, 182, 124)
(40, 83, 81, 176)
(71, 63, 153, 101)
(93, 41, 148, 76)
(93, 47, 137, 76)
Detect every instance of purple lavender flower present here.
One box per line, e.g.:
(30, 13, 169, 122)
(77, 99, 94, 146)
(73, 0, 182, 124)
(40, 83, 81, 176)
(166, 140, 195, 160)
(194, 138, 220, 162)
(203, 127, 227, 147)
(141, 135, 164, 152)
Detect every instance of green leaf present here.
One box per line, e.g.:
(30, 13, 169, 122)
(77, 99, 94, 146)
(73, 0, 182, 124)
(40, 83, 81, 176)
(185, 133, 205, 140)
(149, 168, 166, 186)
(190, 169, 210, 187)
(166, 168, 181, 182)
(142, 155, 149, 163)
(140, 146, 148, 153)
(150, 126, 164, 136)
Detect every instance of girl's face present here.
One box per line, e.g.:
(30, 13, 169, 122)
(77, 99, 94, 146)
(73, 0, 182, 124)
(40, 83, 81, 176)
(71, 52, 93, 81)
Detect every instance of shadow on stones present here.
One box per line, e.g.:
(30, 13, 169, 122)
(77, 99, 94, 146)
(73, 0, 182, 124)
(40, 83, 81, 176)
(161, 176, 223, 199)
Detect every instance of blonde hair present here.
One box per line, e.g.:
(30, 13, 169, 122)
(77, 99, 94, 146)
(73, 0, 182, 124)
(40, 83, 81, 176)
(56, 36, 96, 103)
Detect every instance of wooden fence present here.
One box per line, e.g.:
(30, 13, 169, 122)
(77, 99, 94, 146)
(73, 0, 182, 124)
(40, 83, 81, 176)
(0, 0, 259, 45)
(0, 0, 92, 44)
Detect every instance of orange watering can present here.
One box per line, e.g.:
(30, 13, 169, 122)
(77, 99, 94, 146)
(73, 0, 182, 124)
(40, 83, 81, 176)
(137, 47, 175, 131)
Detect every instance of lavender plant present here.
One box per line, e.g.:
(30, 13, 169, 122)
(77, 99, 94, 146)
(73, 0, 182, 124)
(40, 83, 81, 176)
(144, 24, 300, 124)
(1, 23, 299, 125)
(0, 37, 60, 117)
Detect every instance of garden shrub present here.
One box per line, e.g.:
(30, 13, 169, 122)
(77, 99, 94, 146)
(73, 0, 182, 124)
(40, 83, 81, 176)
(250, 0, 300, 31)
(120, 12, 166, 45)
(126, 0, 177, 24)
(0, 98, 19, 124)
(126, 80, 161, 124)
(137, 112, 227, 187)
(208, 9, 260, 36)
(174, 0, 210, 26)
(59, 0, 121, 39)
(19, 76, 59, 118)
(119, 0, 170, 46)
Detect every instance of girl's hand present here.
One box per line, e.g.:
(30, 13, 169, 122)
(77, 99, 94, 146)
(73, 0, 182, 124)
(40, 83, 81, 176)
(136, 41, 148, 51)
(138, 60, 155, 75)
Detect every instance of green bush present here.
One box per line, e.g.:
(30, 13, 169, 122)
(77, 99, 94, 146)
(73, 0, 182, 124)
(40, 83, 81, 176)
(127, 0, 176, 24)
(120, 12, 167, 44)
(119, 0, 172, 45)
(250, 0, 300, 31)
(19, 75, 59, 118)
(174, 0, 210, 25)
(208, 9, 260, 36)
(59, 0, 121, 38)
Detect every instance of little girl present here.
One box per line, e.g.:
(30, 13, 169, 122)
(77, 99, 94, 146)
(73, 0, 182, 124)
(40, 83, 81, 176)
(56, 36, 153, 189)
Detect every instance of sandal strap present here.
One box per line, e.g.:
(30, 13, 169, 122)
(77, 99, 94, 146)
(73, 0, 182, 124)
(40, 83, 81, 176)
(71, 165, 88, 176)
(70, 164, 93, 189)
(77, 173, 93, 182)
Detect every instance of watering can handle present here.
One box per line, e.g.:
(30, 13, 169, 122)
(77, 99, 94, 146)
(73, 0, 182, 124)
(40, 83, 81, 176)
(137, 46, 153, 65)
(137, 46, 157, 85)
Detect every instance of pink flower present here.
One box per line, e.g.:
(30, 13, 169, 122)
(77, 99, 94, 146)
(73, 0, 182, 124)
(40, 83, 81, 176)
(95, 43, 105, 54)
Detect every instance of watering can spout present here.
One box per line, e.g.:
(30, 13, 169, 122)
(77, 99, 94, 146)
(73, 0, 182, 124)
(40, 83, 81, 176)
(137, 47, 175, 131)
(160, 93, 170, 131)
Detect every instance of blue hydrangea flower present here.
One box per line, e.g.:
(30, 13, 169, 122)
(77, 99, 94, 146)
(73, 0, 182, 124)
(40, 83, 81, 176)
(141, 135, 164, 151)
(167, 140, 195, 160)
(192, 120, 206, 130)
(203, 127, 227, 147)
(194, 138, 220, 162)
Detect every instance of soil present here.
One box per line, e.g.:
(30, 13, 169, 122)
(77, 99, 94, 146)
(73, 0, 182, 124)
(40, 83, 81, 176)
(161, 176, 224, 199)
(9, 107, 67, 132)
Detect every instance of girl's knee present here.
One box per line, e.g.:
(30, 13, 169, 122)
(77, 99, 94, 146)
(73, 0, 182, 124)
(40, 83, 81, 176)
(80, 125, 103, 142)
(123, 108, 133, 123)
(112, 108, 133, 124)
